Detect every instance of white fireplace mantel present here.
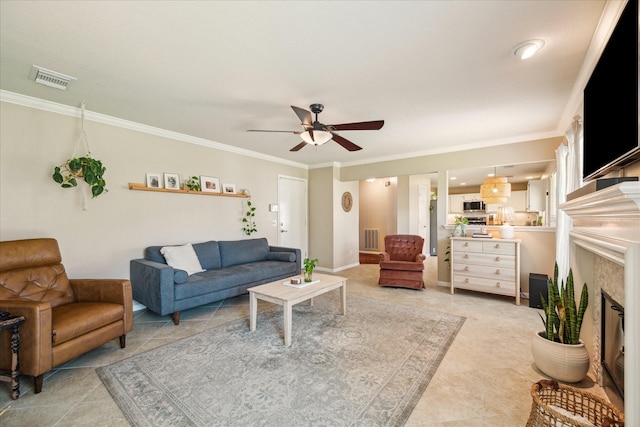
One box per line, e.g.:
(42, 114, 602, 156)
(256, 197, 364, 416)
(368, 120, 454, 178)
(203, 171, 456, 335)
(561, 181, 639, 424)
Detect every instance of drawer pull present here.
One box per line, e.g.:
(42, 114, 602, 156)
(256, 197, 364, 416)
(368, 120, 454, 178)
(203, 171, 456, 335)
(463, 242, 469, 247)
(496, 282, 501, 288)
(464, 254, 469, 259)
(494, 244, 500, 249)
(495, 269, 500, 275)
(464, 278, 469, 283)
(464, 266, 469, 271)
(495, 256, 500, 262)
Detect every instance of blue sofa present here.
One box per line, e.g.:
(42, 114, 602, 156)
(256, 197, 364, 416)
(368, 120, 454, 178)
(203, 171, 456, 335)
(130, 238, 301, 324)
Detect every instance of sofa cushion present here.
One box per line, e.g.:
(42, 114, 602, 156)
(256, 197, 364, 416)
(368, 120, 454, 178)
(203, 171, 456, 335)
(160, 244, 205, 276)
(218, 238, 270, 268)
(192, 241, 221, 270)
(380, 260, 425, 271)
(173, 260, 298, 301)
(51, 302, 124, 345)
(174, 269, 189, 284)
(266, 251, 295, 262)
(144, 246, 166, 264)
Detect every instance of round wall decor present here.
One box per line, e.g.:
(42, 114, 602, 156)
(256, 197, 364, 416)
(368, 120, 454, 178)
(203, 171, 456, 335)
(341, 191, 353, 212)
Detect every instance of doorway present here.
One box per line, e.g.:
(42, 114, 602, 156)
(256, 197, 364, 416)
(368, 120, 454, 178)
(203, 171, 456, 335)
(277, 176, 308, 258)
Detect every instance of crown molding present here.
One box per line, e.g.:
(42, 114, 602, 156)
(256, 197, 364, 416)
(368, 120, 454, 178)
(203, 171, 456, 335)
(0, 90, 308, 170)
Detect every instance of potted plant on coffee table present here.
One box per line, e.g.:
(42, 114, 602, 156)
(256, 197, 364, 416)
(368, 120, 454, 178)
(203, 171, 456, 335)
(303, 257, 318, 282)
(531, 262, 590, 383)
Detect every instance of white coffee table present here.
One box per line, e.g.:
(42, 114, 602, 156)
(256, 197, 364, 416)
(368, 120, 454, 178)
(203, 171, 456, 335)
(248, 273, 347, 346)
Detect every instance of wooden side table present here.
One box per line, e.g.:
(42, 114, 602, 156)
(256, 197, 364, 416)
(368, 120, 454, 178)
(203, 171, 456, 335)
(0, 312, 26, 400)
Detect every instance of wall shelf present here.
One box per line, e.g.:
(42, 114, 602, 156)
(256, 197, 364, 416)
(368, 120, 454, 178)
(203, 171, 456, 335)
(128, 183, 249, 198)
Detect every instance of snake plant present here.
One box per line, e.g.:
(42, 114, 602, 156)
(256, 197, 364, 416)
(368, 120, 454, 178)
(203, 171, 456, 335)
(539, 262, 588, 344)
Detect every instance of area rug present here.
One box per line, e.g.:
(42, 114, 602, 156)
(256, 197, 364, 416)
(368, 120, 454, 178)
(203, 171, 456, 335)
(97, 294, 465, 426)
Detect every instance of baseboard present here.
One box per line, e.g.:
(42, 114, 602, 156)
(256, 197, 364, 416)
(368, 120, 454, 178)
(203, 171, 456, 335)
(436, 280, 450, 288)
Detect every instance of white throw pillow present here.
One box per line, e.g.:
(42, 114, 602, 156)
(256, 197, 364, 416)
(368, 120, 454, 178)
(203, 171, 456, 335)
(160, 244, 205, 276)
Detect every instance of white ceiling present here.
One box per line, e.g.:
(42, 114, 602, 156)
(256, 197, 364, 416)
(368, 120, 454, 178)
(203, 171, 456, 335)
(0, 1, 618, 171)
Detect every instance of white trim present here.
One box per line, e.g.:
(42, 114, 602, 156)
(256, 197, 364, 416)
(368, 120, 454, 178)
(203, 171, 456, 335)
(316, 263, 360, 273)
(0, 90, 308, 170)
(561, 181, 640, 425)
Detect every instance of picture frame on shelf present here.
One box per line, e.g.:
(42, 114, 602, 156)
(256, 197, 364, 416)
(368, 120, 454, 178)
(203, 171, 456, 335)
(146, 173, 162, 188)
(200, 176, 221, 193)
(223, 183, 237, 194)
(164, 173, 180, 190)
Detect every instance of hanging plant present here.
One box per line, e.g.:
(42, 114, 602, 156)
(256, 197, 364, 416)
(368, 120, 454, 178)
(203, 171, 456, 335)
(51, 102, 107, 199)
(52, 155, 107, 198)
(241, 199, 257, 236)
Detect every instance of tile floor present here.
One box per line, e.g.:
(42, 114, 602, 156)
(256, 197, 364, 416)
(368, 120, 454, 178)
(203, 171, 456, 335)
(0, 258, 608, 426)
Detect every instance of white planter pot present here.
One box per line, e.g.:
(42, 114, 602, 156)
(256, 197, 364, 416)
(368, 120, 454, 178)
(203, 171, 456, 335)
(531, 331, 590, 383)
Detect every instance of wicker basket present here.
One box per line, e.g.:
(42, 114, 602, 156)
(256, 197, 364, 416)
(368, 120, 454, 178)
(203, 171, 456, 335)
(527, 380, 624, 427)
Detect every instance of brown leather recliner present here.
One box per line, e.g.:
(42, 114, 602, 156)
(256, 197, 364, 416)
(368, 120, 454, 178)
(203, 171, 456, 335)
(378, 234, 426, 289)
(0, 238, 133, 393)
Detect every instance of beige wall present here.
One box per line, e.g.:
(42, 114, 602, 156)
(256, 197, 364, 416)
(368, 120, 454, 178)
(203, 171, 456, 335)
(358, 177, 397, 251)
(308, 165, 359, 271)
(0, 101, 306, 279)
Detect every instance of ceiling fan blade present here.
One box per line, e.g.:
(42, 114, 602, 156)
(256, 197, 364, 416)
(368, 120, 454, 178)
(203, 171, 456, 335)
(329, 120, 384, 131)
(291, 106, 313, 126)
(247, 129, 301, 134)
(290, 141, 308, 152)
(332, 134, 362, 151)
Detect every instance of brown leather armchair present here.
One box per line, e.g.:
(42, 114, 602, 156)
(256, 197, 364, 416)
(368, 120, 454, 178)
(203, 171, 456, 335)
(0, 238, 133, 393)
(378, 234, 426, 289)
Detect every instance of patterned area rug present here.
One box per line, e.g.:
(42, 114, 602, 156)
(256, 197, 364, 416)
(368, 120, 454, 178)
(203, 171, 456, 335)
(97, 294, 465, 426)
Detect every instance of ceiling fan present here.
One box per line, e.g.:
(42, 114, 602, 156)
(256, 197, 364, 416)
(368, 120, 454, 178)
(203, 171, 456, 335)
(247, 103, 384, 152)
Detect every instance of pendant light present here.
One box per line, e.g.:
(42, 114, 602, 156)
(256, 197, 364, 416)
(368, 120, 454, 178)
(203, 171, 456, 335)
(480, 167, 511, 204)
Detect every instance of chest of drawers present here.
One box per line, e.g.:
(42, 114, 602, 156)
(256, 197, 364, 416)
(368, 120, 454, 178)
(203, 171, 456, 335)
(449, 237, 521, 305)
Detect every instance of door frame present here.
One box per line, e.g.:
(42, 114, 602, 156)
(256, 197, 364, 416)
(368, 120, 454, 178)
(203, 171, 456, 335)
(277, 175, 308, 258)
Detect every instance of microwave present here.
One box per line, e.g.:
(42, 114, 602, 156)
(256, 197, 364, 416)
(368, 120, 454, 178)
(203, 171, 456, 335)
(463, 200, 486, 212)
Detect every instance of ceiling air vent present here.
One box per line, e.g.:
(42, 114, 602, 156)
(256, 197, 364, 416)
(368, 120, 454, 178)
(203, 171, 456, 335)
(30, 65, 76, 90)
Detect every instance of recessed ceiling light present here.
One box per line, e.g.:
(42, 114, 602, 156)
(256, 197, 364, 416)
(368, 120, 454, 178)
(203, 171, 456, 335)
(450, 177, 457, 180)
(513, 40, 545, 60)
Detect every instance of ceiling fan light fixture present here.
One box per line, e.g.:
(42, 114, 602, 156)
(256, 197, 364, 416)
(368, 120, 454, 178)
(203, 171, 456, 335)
(513, 39, 545, 60)
(300, 130, 332, 145)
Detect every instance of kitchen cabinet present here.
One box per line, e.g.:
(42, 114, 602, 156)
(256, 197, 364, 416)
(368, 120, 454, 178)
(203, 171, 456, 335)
(450, 237, 521, 305)
(511, 190, 527, 211)
(527, 179, 547, 212)
(449, 194, 464, 213)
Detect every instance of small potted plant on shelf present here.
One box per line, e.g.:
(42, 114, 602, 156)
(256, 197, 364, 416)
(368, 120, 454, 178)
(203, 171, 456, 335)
(185, 176, 201, 191)
(531, 261, 590, 383)
(303, 257, 318, 282)
(52, 155, 107, 198)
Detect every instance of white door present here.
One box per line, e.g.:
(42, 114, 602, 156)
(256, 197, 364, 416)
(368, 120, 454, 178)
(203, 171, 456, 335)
(418, 184, 428, 255)
(278, 176, 308, 258)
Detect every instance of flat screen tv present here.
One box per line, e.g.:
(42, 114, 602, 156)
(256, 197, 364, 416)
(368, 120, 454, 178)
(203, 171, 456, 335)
(583, 0, 639, 181)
